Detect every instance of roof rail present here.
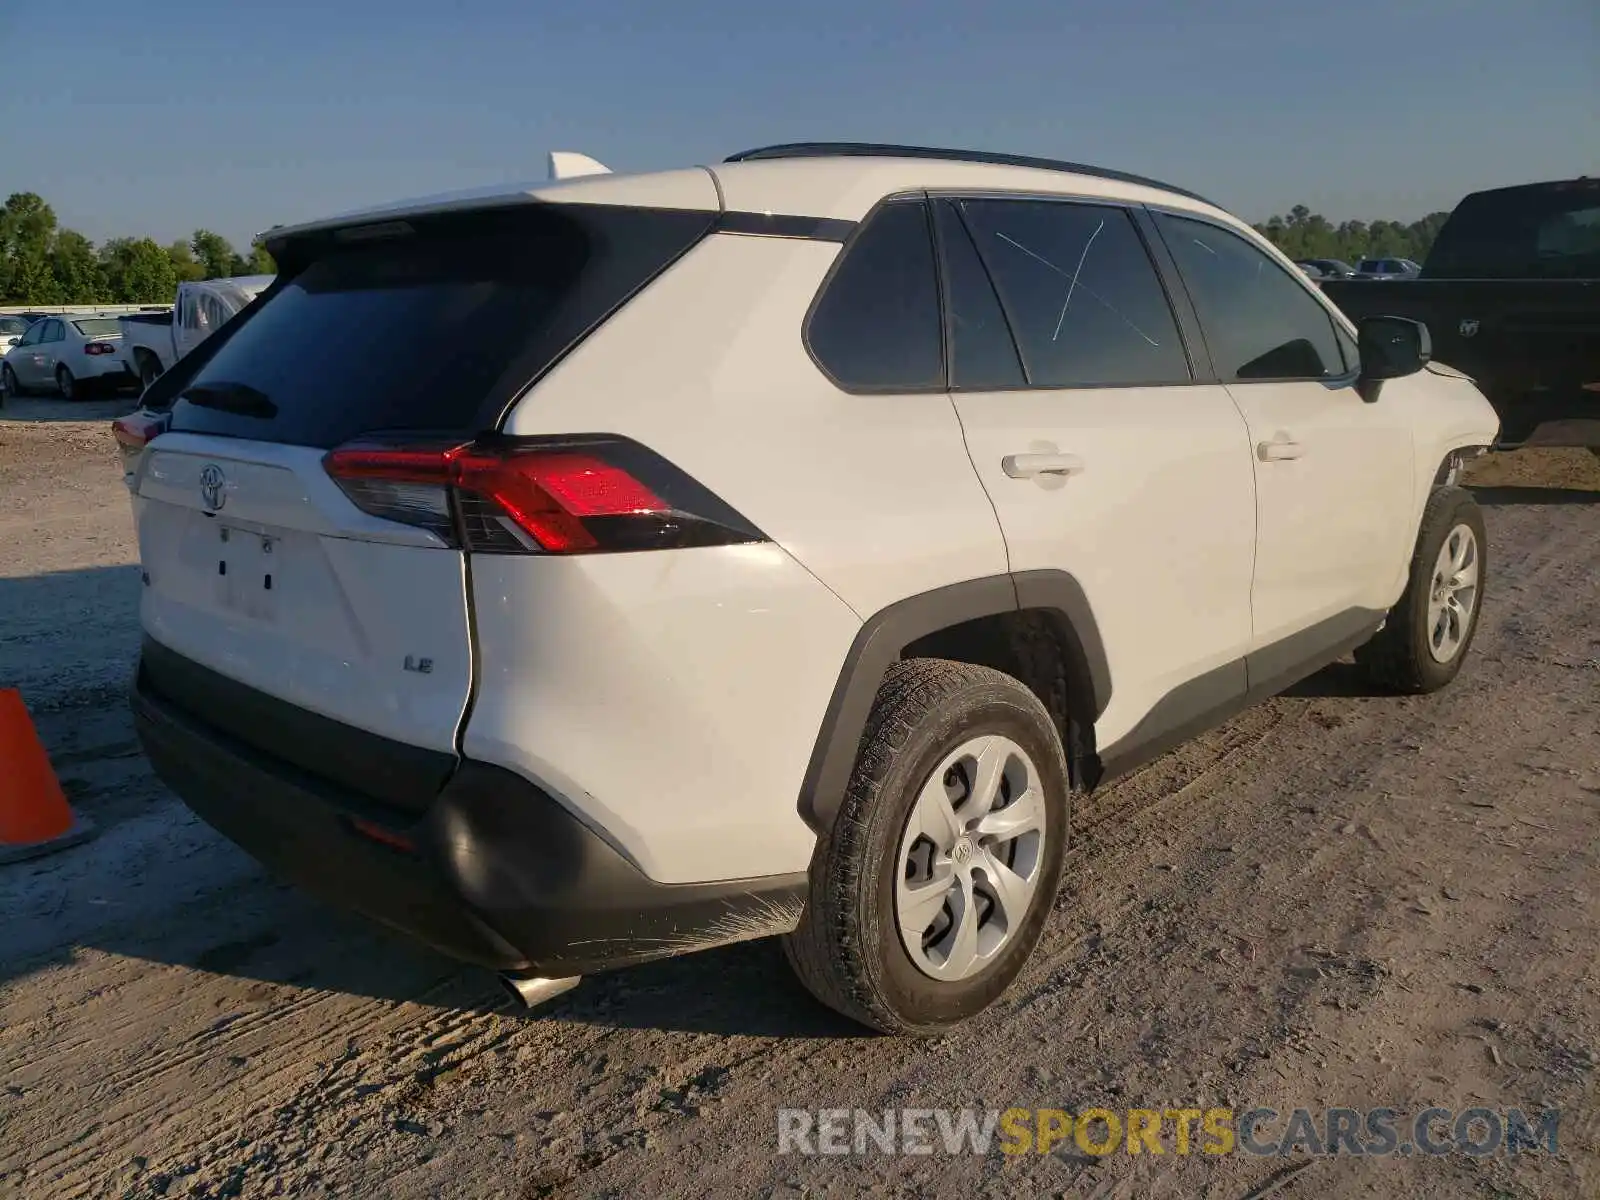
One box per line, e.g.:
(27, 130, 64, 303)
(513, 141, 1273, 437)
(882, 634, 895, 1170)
(725, 142, 1218, 208)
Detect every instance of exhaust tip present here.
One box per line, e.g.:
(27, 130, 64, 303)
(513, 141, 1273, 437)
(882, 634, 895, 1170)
(500, 973, 582, 1010)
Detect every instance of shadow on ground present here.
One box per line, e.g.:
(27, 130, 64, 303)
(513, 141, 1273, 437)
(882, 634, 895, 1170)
(1468, 484, 1600, 507)
(0, 393, 139, 423)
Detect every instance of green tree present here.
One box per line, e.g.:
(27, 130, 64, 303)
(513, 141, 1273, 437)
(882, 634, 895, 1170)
(246, 242, 276, 274)
(190, 228, 237, 280)
(0, 192, 62, 303)
(167, 239, 207, 284)
(50, 229, 106, 303)
(1254, 206, 1453, 266)
(101, 237, 179, 303)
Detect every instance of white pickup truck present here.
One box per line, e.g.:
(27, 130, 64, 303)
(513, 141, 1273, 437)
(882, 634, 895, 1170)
(119, 275, 272, 390)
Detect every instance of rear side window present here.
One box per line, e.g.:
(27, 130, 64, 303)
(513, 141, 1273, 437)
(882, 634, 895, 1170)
(1158, 213, 1346, 382)
(934, 201, 1025, 390)
(806, 199, 944, 392)
(957, 199, 1190, 388)
(1428, 185, 1600, 279)
(167, 204, 714, 448)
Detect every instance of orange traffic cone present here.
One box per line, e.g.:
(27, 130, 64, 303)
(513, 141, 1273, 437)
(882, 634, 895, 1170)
(0, 688, 95, 863)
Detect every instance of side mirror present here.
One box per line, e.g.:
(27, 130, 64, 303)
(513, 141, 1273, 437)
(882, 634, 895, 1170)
(1358, 315, 1431, 381)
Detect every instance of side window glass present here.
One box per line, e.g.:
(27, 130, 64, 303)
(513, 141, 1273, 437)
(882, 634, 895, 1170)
(20, 324, 40, 345)
(807, 199, 943, 392)
(1536, 205, 1600, 268)
(958, 200, 1190, 387)
(1156, 214, 1345, 382)
(934, 200, 1024, 390)
(44, 320, 63, 343)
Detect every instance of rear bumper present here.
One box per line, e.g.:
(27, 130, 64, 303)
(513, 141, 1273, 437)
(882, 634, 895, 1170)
(131, 650, 808, 976)
(79, 357, 136, 382)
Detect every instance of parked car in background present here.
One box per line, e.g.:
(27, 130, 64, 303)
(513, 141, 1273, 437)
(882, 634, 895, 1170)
(1294, 258, 1357, 280)
(1323, 177, 1600, 450)
(121, 141, 1499, 1035)
(0, 315, 31, 353)
(1, 314, 135, 400)
(1352, 257, 1422, 280)
(119, 276, 272, 390)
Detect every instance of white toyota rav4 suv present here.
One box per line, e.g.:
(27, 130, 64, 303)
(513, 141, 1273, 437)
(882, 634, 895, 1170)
(123, 143, 1500, 1034)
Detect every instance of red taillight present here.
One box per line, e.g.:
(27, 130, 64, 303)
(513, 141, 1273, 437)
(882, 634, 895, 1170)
(112, 411, 168, 449)
(322, 436, 762, 555)
(85, 342, 116, 356)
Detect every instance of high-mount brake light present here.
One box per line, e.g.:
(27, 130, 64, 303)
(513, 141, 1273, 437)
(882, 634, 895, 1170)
(322, 437, 764, 555)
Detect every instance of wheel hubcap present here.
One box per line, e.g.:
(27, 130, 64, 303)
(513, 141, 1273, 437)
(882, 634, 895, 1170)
(894, 734, 1048, 982)
(1426, 523, 1479, 664)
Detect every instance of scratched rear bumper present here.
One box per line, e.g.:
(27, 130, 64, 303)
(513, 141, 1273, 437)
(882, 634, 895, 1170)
(132, 646, 807, 976)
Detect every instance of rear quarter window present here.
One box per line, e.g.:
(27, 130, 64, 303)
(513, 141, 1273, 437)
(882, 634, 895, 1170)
(805, 199, 945, 393)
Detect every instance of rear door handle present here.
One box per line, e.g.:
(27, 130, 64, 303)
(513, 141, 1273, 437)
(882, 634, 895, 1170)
(1002, 452, 1085, 479)
(1256, 436, 1304, 462)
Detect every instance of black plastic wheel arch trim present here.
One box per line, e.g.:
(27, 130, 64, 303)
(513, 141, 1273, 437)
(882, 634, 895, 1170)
(797, 571, 1112, 836)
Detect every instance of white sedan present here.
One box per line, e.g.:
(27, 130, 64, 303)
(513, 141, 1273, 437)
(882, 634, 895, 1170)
(1, 315, 137, 400)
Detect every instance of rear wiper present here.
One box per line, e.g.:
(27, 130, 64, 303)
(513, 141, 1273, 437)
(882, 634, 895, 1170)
(179, 381, 278, 418)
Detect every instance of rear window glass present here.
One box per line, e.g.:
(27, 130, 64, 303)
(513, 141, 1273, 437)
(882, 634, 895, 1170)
(72, 318, 120, 336)
(166, 204, 714, 448)
(1428, 184, 1600, 279)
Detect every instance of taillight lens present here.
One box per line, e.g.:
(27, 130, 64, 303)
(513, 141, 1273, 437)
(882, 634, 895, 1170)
(111, 410, 170, 489)
(322, 435, 766, 555)
(85, 342, 117, 356)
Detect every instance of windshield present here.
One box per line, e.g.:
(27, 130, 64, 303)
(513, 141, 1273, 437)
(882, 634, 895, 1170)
(0, 317, 29, 335)
(72, 318, 121, 337)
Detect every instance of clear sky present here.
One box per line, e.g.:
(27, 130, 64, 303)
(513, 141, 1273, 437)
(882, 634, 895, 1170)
(2, 0, 1594, 252)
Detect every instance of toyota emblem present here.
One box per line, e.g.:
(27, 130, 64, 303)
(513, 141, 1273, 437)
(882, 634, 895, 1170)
(198, 463, 227, 512)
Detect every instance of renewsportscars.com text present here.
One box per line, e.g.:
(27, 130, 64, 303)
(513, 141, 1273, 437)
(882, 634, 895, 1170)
(777, 1106, 1559, 1158)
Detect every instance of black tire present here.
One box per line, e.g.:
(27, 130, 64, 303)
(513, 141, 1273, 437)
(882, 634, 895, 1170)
(0, 363, 19, 403)
(56, 365, 77, 401)
(137, 352, 163, 392)
(1354, 486, 1487, 694)
(783, 659, 1070, 1035)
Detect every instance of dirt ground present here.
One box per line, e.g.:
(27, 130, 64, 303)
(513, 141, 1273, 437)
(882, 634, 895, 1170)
(1, 397, 1596, 1200)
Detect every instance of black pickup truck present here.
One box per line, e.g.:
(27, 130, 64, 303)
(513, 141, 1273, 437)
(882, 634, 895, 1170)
(1321, 177, 1600, 450)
